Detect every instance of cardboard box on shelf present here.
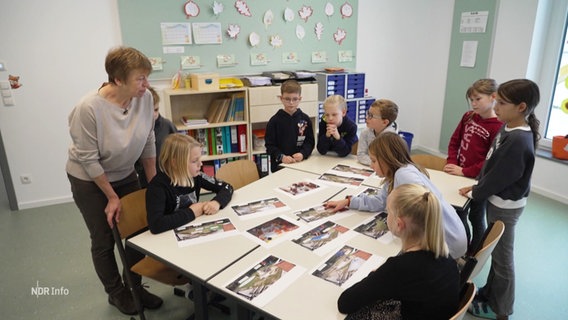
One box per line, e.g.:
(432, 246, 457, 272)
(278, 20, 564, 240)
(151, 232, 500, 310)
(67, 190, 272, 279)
(190, 73, 219, 91)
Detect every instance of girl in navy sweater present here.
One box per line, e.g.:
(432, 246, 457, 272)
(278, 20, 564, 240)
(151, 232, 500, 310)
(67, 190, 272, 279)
(460, 79, 540, 320)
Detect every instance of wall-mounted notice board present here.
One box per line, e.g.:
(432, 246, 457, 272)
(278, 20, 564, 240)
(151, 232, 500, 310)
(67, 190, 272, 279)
(439, 0, 497, 152)
(117, 0, 358, 80)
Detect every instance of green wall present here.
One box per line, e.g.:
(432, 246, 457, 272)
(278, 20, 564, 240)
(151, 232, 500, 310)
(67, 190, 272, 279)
(117, 0, 358, 80)
(439, 0, 498, 152)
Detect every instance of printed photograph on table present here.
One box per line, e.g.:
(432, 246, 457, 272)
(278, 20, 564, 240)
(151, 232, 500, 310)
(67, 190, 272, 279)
(231, 197, 289, 219)
(245, 216, 300, 247)
(294, 204, 348, 223)
(354, 212, 389, 240)
(317, 172, 364, 188)
(174, 218, 238, 247)
(312, 245, 385, 288)
(275, 180, 326, 199)
(225, 255, 306, 307)
(330, 164, 374, 178)
(357, 187, 381, 197)
(292, 221, 353, 255)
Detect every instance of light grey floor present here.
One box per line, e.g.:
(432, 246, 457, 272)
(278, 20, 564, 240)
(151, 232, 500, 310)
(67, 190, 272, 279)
(1, 189, 567, 319)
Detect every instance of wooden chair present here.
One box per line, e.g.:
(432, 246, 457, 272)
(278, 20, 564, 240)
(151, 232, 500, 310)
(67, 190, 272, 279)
(410, 154, 447, 171)
(215, 159, 260, 190)
(449, 282, 476, 320)
(112, 189, 190, 319)
(351, 141, 358, 155)
(468, 220, 505, 281)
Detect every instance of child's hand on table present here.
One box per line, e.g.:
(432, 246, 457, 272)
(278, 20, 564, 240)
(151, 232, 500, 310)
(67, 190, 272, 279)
(203, 200, 221, 215)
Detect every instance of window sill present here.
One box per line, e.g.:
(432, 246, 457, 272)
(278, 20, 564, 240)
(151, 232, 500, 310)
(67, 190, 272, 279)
(536, 148, 568, 165)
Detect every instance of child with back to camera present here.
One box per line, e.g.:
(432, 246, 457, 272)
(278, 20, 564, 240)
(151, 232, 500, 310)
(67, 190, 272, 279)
(265, 79, 315, 172)
(460, 79, 540, 320)
(325, 132, 467, 259)
(445, 79, 503, 254)
(316, 95, 358, 157)
(337, 183, 459, 320)
(146, 133, 233, 234)
(357, 99, 399, 166)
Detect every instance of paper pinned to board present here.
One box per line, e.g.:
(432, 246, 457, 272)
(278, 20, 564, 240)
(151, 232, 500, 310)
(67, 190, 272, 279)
(460, 40, 478, 68)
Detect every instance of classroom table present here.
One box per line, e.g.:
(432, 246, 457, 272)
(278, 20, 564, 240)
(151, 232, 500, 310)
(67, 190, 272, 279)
(207, 185, 402, 320)
(127, 158, 472, 319)
(126, 168, 346, 319)
(281, 153, 474, 211)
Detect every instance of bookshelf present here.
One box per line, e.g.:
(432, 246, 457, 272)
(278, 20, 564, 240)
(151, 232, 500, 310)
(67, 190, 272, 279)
(163, 87, 249, 163)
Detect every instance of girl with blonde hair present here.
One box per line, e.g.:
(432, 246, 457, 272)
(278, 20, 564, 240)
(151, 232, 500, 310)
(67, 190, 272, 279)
(146, 133, 233, 234)
(338, 183, 459, 319)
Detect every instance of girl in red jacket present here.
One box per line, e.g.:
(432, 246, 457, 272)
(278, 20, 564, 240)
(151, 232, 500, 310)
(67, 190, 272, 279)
(445, 79, 503, 254)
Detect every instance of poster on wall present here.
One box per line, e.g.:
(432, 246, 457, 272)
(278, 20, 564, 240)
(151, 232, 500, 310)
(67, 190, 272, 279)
(193, 22, 223, 44)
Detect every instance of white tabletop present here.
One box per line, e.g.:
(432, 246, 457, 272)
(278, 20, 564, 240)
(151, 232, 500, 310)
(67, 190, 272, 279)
(281, 153, 473, 210)
(208, 185, 402, 319)
(127, 168, 346, 281)
(127, 226, 258, 282)
(213, 168, 347, 231)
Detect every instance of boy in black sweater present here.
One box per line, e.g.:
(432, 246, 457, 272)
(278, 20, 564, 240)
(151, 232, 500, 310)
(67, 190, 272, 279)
(265, 80, 315, 172)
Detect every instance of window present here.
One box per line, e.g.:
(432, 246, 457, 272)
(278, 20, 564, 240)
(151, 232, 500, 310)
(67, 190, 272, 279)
(546, 18, 568, 140)
(530, 1, 568, 149)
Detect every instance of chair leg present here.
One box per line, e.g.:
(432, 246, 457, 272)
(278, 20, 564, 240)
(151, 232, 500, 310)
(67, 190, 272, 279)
(174, 287, 186, 297)
(112, 226, 146, 320)
(210, 301, 231, 315)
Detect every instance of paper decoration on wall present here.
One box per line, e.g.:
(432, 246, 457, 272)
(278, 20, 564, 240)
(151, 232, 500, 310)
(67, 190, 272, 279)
(296, 25, 306, 40)
(227, 24, 241, 39)
(181, 55, 201, 69)
(217, 54, 237, 67)
(235, 0, 252, 17)
(249, 32, 260, 47)
(193, 22, 223, 44)
(263, 10, 274, 29)
(284, 8, 295, 22)
(333, 28, 347, 45)
(184, 0, 200, 18)
(250, 53, 269, 66)
(282, 52, 299, 64)
(338, 50, 353, 62)
(340, 2, 353, 19)
(312, 51, 327, 63)
(298, 6, 313, 22)
(149, 57, 164, 71)
(212, 1, 224, 16)
(315, 22, 324, 40)
(325, 3, 334, 18)
(270, 35, 283, 48)
(8, 75, 22, 89)
(160, 23, 192, 45)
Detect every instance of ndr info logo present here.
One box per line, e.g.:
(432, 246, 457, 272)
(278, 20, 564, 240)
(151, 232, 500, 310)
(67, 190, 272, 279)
(31, 281, 69, 297)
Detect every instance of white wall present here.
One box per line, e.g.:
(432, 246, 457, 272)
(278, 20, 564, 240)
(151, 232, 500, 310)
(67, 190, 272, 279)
(357, 0, 454, 151)
(0, 0, 566, 209)
(0, 0, 122, 208)
(489, 0, 568, 204)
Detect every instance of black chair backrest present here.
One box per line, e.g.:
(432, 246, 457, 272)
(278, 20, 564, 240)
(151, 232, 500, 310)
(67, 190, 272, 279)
(459, 256, 477, 291)
(470, 221, 495, 256)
